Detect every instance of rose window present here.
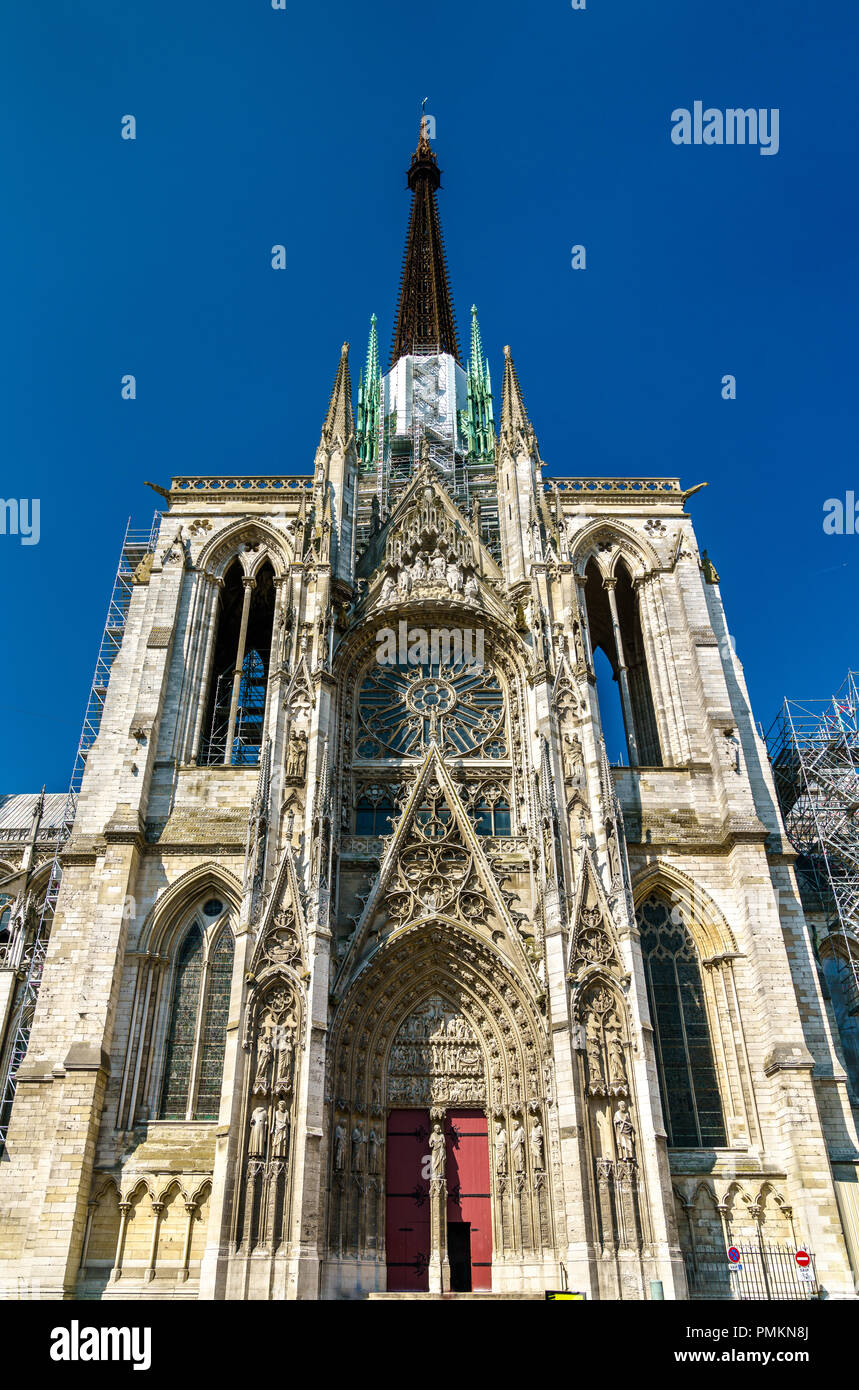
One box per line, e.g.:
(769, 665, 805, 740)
(356, 661, 507, 759)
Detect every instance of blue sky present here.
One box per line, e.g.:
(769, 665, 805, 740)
(1, 0, 857, 790)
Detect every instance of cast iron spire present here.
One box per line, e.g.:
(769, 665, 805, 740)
(390, 116, 461, 366)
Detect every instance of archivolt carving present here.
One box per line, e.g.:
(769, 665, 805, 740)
(328, 922, 548, 1118)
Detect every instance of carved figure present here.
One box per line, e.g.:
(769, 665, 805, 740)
(608, 1033, 626, 1087)
(445, 562, 463, 594)
(494, 1122, 508, 1177)
(248, 1105, 268, 1157)
(380, 575, 397, 604)
(333, 1122, 346, 1171)
(511, 1120, 526, 1172)
(429, 1122, 446, 1179)
(351, 1124, 365, 1172)
(253, 1036, 272, 1095)
(530, 1118, 545, 1171)
(271, 1099, 290, 1156)
(614, 1101, 636, 1161)
(286, 729, 307, 780)
(367, 1129, 381, 1174)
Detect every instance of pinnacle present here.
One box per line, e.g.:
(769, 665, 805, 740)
(321, 341, 355, 451)
(500, 344, 534, 446)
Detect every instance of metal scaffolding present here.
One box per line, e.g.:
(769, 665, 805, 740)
(766, 672, 859, 1016)
(0, 515, 160, 1149)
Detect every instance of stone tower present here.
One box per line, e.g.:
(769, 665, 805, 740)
(1, 125, 856, 1301)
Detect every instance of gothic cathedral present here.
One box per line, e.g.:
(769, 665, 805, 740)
(1, 127, 856, 1301)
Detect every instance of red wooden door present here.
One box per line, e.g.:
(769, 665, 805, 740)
(445, 1109, 492, 1291)
(385, 1109, 430, 1292)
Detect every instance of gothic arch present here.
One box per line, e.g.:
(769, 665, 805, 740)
(328, 920, 547, 1119)
(136, 863, 242, 955)
(196, 519, 293, 581)
(569, 519, 661, 581)
(325, 920, 554, 1266)
(631, 864, 738, 960)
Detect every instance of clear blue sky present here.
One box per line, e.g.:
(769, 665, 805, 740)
(1, 0, 857, 791)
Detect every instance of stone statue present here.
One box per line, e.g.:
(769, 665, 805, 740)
(412, 553, 428, 583)
(380, 574, 397, 604)
(333, 1122, 346, 1171)
(274, 1022, 295, 1094)
(248, 1105, 268, 1157)
(563, 732, 584, 781)
(511, 1120, 526, 1172)
(429, 1122, 446, 1179)
(397, 566, 412, 596)
(286, 729, 307, 780)
(586, 1020, 604, 1088)
(614, 1101, 636, 1161)
(430, 550, 446, 584)
(494, 1122, 508, 1177)
(351, 1124, 365, 1172)
(252, 1035, 272, 1095)
(464, 572, 479, 598)
(607, 1033, 626, 1087)
(446, 562, 463, 594)
(367, 1129, 381, 1175)
(530, 1118, 545, 1172)
(271, 1099, 290, 1157)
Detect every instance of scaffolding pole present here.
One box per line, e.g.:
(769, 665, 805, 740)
(766, 671, 859, 1016)
(0, 514, 160, 1149)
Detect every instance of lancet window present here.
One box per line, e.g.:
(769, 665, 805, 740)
(158, 907, 235, 1121)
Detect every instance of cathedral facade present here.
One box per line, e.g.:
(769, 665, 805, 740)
(1, 128, 857, 1301)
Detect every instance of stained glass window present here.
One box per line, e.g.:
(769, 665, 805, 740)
(194, 929, 234, 1119)
(159, 925, 204, 1119)
(637, 895, 726, 1148)
(158, 917, 234, 1121)
(356, 660, 507, 760)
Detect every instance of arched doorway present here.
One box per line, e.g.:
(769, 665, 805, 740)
(325, 924, 553, 1297)
(383, 994, 491, 1291)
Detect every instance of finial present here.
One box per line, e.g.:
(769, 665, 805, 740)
(341, 342, 349, 356)
(504, 344, 511, 358)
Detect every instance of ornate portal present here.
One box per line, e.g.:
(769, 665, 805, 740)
(386, 995, 486, 1107)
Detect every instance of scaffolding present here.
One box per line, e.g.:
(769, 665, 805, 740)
(766, 672, 859, 1016)
(0, 515, 160, 1149)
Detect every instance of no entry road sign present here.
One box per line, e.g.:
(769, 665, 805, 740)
(795, 1249, 811, 1268)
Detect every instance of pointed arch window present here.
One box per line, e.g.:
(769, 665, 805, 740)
(200, 559, 276, 766)
(158, 913, 235, 1121)
(636, 894, 726, 1147)
(584, 557, 662, 767)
